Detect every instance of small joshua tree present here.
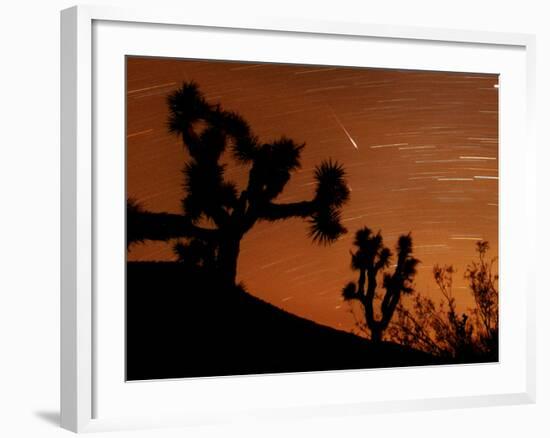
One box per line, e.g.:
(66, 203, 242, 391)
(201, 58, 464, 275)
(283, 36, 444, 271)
(127, 81, 350, 289)
(342, 227, 419, 342)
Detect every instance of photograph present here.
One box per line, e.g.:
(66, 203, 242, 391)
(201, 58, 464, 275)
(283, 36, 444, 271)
(0, 1, 544, 436)
(125, 56, 499, 381)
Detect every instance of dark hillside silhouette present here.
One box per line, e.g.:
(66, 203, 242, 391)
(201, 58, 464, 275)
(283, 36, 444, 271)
(126, 262, 442, 380)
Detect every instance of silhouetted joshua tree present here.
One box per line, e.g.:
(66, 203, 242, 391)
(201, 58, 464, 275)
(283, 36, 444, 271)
(342, 227, 419, 342)
(127, 81, 350, 289)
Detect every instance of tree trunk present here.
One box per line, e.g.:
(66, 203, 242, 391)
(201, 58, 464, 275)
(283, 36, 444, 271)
(217, 235, 241, 289)
(357, 269, 366, 295)
(379, 289, 401, 335)
(364, 270, 378, 341)
(370, 325, 383, 343)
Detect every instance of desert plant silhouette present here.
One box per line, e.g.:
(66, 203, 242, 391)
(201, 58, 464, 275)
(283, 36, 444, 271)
(464, 240, 499, 354)
(388, 240, 498, 362)
(342, 227, 419, 342)
(127, 81, 350, 289)
(387, 265, 476, 360)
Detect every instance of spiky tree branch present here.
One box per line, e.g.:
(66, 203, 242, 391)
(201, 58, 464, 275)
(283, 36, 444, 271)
(127, 199, 218, 247)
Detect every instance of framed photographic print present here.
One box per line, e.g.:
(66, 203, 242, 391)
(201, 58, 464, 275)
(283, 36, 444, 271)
(61, 5, 536, 433)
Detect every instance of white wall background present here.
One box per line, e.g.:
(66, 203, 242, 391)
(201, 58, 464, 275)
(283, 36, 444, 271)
(0, 1, 547, 436)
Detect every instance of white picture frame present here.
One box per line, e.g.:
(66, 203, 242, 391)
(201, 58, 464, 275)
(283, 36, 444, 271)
(60, 4, 536, 433)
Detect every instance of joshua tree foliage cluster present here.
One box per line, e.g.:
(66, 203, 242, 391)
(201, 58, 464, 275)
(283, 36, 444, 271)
(341, 227, 419, 342)
(388, 240, 499, 360)
(127, 81, 350, 288)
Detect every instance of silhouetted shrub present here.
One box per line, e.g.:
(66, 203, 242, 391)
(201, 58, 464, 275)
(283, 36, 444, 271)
(388, 240, 498, 361)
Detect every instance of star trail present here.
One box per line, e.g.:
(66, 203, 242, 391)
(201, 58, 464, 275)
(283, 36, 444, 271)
(126, 57, 498, 334)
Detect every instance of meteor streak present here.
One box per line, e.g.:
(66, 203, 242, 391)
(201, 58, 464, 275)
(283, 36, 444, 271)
(328, 107, 359, 150)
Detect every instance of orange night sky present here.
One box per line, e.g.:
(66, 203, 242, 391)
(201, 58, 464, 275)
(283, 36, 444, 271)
(126, 56, 498, 334)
